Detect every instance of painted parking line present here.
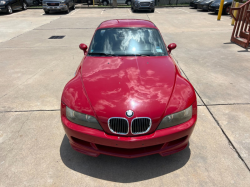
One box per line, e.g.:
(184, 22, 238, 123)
(177, 9, 189, 13)
(101, 9, 105, 14)
(128, 9, 132, 14)
(69, 9, 79, 15)
(156, 10, 160, 13)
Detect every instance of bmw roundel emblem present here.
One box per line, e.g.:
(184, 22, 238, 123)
(126, 110, 134, 118)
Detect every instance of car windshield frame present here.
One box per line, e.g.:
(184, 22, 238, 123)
(87, 27, 168, 57)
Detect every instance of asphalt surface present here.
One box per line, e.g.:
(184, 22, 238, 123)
(0, 7, 250, 186)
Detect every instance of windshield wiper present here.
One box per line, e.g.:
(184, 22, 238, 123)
(88, 52, 117, 56)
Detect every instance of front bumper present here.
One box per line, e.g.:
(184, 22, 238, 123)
(134, 3, 154, 10)
(0, 6, 7, 12)
(61, 105, 197, 158)
(190, 2, 195, 7)
(209, 5, 219, 12)
(43, 5, 67, 11)
(197, 4, 209, 10)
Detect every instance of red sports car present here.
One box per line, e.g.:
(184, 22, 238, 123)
(61, 19, 197, 158)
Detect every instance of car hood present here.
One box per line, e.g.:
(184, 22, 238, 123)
(81, 56, 176, 125)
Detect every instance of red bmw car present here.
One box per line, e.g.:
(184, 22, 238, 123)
(61, 19, 197, 158)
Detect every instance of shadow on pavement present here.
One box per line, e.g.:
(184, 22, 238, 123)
(41, 10, 74, 16)
(238, 49, 249, 52)
(132, 10, 154, 14)
(0, 10, 22, 16)
(60, 135, 191, 183)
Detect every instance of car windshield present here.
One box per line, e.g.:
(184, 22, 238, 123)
(88, 28, 168, 56)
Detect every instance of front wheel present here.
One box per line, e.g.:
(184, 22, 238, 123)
(65, 5, 70, 14)
(7, 5, 13, 14)
(224, 6, 230, 15)
(72, 3, 75, 10)
(44, 10, 49, 14)
(103, 0, 109, 6)
(87, 0, 93, 5)
(22, 2, 27, 10)
(151, 9, 154, 13)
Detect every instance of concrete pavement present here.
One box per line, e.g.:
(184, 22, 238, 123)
(0, 8, 249, 186)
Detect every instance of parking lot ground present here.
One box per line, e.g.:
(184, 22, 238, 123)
(0, 7, 250, 186)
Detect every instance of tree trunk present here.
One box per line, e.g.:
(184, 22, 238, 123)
(113, 0, 118, 7)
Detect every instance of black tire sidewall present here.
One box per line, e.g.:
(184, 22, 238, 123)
(7, 5, 12, 14)
(225, 6, 230, 15)
(22, 2, 27, 10)
(65, 5, 69, 13)
(103, 0, 108, 6)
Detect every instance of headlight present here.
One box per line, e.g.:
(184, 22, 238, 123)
(66, 106, 103, 130)
(0, 1, 6, 5)
(157, 105, 192, 130)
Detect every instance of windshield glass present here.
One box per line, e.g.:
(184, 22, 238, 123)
(88, 28, 168, 56)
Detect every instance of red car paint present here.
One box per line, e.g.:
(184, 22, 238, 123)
(61, 19, 197, 158)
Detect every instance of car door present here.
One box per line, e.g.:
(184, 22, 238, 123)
(67, 0, 71, 7)
(11, 0, 21, 9)
(17, 0, 23, 9)
(117, 0, 125, 4)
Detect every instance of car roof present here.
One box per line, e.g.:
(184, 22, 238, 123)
(98, 19, 157, 29)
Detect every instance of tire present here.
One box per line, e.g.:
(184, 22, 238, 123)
(127, 0, 131, 6)
(22, 2, 27, 10)
(72, 3, 75, 10)
(87, 0, 93, 5)
(103, 0, 108, 6)
(151, 9, 154, 13)
(44, 10, 49, 14)
(65, 5, 69, 14)
(223, 6, 230, 15)
(7, 5, 13, 14)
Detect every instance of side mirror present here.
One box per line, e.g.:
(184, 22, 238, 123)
(79, 43, 88, 53)
(167, 43, 177, 53)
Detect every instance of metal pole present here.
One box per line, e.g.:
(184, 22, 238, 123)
(231, 2, 239, 25)
(217, 0, 225, 20)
